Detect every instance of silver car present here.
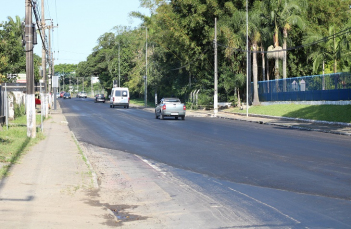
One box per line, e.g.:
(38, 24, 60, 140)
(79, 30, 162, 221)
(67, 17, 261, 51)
(155, 98, 186, 120)
(77, 91, 87, 98)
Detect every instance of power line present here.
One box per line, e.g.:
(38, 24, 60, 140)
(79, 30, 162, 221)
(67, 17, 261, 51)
(31, 0, 52, 69)
(54, 0, 59, 54)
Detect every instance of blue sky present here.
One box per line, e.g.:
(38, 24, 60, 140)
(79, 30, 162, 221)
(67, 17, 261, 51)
(0, 0, 150, 65)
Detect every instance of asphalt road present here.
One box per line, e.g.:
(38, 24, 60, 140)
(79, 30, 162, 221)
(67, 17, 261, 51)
(59, 97, 351, 228)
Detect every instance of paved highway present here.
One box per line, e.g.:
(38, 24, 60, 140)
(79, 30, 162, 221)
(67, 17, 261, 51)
(59, 97, 351, 228)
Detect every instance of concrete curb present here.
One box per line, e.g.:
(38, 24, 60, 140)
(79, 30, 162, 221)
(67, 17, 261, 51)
(225, 112, 351, 127)
(216, 112, 351, 136)
(55, 100, 100, 189)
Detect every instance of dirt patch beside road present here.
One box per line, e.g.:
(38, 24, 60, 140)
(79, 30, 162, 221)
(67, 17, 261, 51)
(79, 143, 249, 228)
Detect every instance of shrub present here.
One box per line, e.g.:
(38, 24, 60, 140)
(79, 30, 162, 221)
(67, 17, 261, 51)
(14, 103, 26, 118)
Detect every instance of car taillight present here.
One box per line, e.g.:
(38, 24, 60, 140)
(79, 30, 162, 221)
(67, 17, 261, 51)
(162, 104, 166, 110)
(183, 105, 186, 110)
(113, 97, 115, 102)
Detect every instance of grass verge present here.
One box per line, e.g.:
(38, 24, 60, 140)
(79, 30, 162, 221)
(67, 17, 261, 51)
(223, 104, 351, 123)
(0, 115, 45, 179)
(71, 133, 95, 189)
(130, 98, 155, 108)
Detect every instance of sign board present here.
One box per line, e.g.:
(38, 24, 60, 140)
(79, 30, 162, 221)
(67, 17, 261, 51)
(0, 83, 43, 92)
(52, 76, 59, 88)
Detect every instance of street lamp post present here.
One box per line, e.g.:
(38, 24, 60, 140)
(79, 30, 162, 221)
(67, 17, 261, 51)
(214, 18, 218, 115)
(246, 0, 249, 117)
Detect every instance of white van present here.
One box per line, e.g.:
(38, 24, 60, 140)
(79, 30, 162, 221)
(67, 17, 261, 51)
(110, 87, 129, 108)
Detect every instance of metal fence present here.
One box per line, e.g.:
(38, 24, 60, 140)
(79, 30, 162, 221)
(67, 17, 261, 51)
(258, 72, 351, 101)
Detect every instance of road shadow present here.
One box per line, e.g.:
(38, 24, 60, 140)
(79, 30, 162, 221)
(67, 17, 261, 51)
(283, 105, 351, 123)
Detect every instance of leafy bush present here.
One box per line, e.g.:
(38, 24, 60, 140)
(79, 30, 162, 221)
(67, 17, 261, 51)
(14, 103, 26, 118)
(198, 92, 212, 106)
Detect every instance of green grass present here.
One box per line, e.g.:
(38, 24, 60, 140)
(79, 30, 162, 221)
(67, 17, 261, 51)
(130, 98, 155, 108)
(0, 115, 45, 179)
(223, 104, 351, 123)
(10, 114, 43, 125)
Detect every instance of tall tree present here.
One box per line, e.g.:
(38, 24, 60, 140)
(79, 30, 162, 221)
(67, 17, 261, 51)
(265, 0, 307, 91)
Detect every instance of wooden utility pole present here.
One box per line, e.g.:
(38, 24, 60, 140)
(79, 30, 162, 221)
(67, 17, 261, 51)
(25, 0, 36, 138)
(214, 18, 218, 115)
(41, 0, 48, 118)
(47, 20, 52, 95)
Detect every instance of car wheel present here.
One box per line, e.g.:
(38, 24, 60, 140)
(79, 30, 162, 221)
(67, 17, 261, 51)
(175, 116, 178, 120)
(181, 116, 185, 120)
(127, 105, 129, 109)
(155, 111, 158, 119)
(103, 101, 105, 103)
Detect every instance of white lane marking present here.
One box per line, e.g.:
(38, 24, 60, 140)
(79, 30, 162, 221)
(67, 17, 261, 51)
(228, 187, 301, 224)
(135, 155, 167, 175)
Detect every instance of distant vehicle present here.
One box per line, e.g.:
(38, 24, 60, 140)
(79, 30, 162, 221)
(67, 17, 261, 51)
(77, 91, 87, 98)
(155, 98, 186, 120)
(56, 93, 60, 98)
(110, 87, 129, 108)
(95, 94, 105, 103)
(60, 91, 65, 98)
(63, 92, 71, 99)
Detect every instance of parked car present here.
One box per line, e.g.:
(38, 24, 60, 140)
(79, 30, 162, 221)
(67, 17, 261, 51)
(63, 92, 71, 99)
(56, 93, 60, 98)
(60, 91, 65, 98)
(77, 91, 87, 98)
(155, 98, 186, 120)
(95, 94, 105, 103)
(110, 87, 129, 108)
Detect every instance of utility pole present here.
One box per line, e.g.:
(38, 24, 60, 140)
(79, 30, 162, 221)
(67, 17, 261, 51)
(214, 18, 218, 115)
(246, 0, 249, 117)
(46, 19, 57, 94)
(41, 0, 48, 118)
(47, 20, 52, 95)
(118, 42, 121, 87)
(63, 69, 65, 92)
(53, 54, 57, 109)
(145, 27, 147, 107)
(25, 0, 36, 138)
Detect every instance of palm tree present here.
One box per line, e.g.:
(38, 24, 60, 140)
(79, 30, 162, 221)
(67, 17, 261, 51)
(265, 0, 307, 90)
(307, 25, 350, 73)
(306, 25, 350, 89)
(249, 4, 265, 106)
(267, 25, 284, 92)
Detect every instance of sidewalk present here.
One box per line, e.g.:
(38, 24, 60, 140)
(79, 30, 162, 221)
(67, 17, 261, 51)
(0, 103, 110, 228)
